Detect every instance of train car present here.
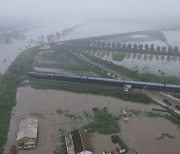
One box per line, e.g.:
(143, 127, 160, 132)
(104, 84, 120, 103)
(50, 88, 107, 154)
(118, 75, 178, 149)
(27, 71, 180, 93)
(163, 98, 172, 105)
(87, 77, 124, 86)
(165, 84, 180, 93)
(175, 104, 180, 111)
(124, 80, 164, 90)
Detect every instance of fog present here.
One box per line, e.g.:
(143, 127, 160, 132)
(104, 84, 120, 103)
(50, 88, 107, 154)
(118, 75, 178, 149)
(0, 0, 180, 27)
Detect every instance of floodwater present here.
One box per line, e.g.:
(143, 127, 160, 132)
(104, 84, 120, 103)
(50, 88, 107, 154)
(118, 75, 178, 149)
(163, 31, 180, 48)
(0, 20, 80, 74)
(90, 134, 120, 153)
(102, 52, 180, 76)
(4, 87, 179, 154)
(121, 118, 180, 154)
(1, 20, 180, 76)
(0, 21, 155, 75)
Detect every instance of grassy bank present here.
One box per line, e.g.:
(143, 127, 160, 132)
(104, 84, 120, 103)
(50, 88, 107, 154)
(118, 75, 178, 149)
(0, 46, 39, 153)
(172, 93, 180, 99)
(30, 79, 156, 104)
(0, 76, 23, 153)
(8, 46, 39, 75)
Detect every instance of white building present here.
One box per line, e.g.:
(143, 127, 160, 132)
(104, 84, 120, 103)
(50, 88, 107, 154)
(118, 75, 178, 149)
(16, 118, 38, 150)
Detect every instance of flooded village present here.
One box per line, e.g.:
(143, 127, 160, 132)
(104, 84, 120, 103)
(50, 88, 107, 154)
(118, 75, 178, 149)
(1, 27, 180, 154)
(1, 1, 180, 154)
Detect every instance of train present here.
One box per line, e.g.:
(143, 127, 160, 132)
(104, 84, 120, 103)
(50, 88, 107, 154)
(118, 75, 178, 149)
(175, 105, 180, 111)
(28, 71, 180, 93)
(163, 99, 172, 105)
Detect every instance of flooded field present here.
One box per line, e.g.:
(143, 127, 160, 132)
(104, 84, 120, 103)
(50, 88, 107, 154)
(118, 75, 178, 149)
(113, 53, 180, 76)
(84, 50, 180, 76)
(4, 87, 180, 154)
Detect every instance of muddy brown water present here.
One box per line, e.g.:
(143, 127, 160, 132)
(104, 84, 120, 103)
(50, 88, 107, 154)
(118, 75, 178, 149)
(4, 87, 180, 154)
(121, 118, 180, 154)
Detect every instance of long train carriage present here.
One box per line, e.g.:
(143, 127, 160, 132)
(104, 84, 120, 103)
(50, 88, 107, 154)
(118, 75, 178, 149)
(28, 71, 180, 93)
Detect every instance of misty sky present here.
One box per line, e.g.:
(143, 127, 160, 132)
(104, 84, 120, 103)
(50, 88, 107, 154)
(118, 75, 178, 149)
(0, 0, 180, 22)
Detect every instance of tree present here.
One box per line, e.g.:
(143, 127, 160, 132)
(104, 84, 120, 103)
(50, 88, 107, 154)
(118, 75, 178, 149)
(122, 43, 126, 49)
(106, 42, 111, 48)
(117, 43, 121, 49)
(127, 43, 132, 50)
(101, 41, 106, 48)
(156, 46, 161, 51)
(173, 46, 179, 53)
(144, 44, 149, 51)
(138, 44, 143, 50)
(168, 45, 173, 52)
(97, 41, 101, 47)
(112, 42, 116, 49)
(55, 32, 61, 40)
(162, 46, 166, 52)
(150, 44, 155, 51)
(92, 41, 96, 47)
(133, 43, 138, 50)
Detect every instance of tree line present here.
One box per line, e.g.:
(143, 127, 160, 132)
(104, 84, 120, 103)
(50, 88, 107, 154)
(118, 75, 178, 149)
(82, 41, 179, 53)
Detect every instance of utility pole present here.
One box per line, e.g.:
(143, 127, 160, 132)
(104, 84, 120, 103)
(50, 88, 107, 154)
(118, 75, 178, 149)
(65, 95, 66, 107)
(4, 83, 6, 93)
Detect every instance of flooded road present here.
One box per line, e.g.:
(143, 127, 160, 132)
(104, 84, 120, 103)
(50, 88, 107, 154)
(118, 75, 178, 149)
(4, 87, 179, 154)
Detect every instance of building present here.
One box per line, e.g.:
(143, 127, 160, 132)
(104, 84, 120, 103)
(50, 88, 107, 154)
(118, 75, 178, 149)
(66, 129, 93, 154)
(16, 118, 38, 150)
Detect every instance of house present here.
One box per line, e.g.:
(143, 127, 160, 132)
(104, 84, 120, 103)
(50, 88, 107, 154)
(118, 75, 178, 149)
(66, 129, 93, 154)
(16, 118, 38, 150)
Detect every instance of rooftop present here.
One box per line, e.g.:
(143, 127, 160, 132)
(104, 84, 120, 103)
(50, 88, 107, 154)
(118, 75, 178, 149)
(16, 118, 38, 141)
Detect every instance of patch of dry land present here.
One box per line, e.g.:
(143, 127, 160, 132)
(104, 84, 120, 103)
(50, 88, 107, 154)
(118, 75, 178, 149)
(4, 87, 180, 154)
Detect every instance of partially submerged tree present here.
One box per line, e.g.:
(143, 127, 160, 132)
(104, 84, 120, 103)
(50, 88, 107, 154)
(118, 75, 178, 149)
(156, 46, 161, 51)
(144, 44, 149, 51)
(138, 44, 143, 50)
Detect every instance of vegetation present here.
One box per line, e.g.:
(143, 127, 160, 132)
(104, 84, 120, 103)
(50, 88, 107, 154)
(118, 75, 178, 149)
(30, 79, 156, 104)
(8, 46, 39, 75)
(112, 52, 125, 61)
(52, 45, 111, 78)
(172, 93, 180, 99)
(0, 76, 23, 153)
(111, 135, 129, 153)
(0, 47, 39, 153)
(129, 110, 180, 126)
(54, 131, 67, 154)
(83, 108, 120, 134)
(79, 40, 179, 54)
